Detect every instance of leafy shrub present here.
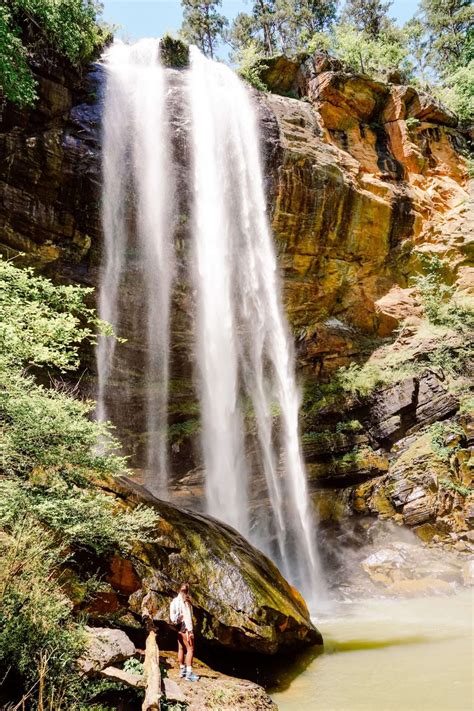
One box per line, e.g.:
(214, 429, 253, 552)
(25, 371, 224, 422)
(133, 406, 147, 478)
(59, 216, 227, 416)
(428, 421, 464, 463)
(237, 44, 269, 91)
(330, 23, 413, 80)
(0, 0, 111, 107)
(0, 520, 81, 696)
(168, 419, 200, 447)
(411, 255, 474, 333)
(123, 657, 144, 675)
(0, 258, 158, 707)
(335, 362, 397, 397)
(437, 59, 474, 123)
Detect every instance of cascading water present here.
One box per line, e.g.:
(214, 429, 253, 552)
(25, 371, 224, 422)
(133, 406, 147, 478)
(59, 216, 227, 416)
(188, 47, 323, 598)
(97, 39, 323, 600)
(97, 39, 175, 496)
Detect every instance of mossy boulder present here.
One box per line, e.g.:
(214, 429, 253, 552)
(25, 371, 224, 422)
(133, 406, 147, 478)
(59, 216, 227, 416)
(160, 35, 189, 68)
(102, 477, 322, 655)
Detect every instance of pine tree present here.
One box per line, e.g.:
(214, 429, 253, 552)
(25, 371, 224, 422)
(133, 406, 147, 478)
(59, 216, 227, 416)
(228, 0, 338, 57)
(419, 0, 473, 70)
(278, 0, 338, 53)
(342, 0, 393, 38)
(253, 0, 279, 56)
(180, 0, 227, 59)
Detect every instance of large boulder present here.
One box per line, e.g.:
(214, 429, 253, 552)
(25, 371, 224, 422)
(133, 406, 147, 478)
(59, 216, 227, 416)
(77, 627, 136, 674)
(113, 478, 322, 655)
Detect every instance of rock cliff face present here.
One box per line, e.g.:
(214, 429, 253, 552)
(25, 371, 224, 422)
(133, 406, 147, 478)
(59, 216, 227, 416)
(259, 53, 471, 373)
(0, 50, 471, 559)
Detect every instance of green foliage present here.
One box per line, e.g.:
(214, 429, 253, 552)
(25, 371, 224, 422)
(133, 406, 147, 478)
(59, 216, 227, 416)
(0, 4, 37, 105)
(0, 258, 159, 707)
(411, 255, 474, 333)
(341, 0, 393, 38)
(0, 257, 111, 371)
(0, 477, 158, 556)
(160, 701, 188, 711)
(228, 1, 307, 59)
(405, 116, 420, 129)
(418, 0, 473, 69)
(438, 59, 474, 121)
(0, 518, 86, 708)
(439, 478, 472, 497)
(301, 429, 332, 444)
(338, 446, 375, 466)
(428, 420, 464, 462)
(180, 0, 227, 58)
(0, 0, 110, 107)
(334, 361, 402, 397)
(458, 394, 474, 415)
(236, 44, 269, 90)
(123, 657, 144, 675)
(335, 419, 362, 432)
(160, 33, 189, 67)
(331, 23, 413, 78)
(417, 0, 474, 120)
(168, 419, 200, 446)
(274, 0, 337, 55)
(228, 0, 336, 58)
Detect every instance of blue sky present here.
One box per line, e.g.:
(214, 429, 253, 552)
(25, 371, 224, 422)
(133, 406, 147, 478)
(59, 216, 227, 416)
(101, 0, 419, 45)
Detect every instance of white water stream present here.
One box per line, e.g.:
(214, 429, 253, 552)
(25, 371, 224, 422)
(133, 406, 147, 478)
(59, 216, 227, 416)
(97, 39, 175, 496)
(188, 47, 322, 596)
(98, 41, 323, 598)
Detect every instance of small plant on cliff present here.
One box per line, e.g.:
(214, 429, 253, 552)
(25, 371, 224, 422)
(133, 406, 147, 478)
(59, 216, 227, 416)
(411, 255, 474, 333)
(439, 478, 472, 497)
(405, 116, 420, 130)
(427, 420, 464, 463)
(123, 657, 144, 675)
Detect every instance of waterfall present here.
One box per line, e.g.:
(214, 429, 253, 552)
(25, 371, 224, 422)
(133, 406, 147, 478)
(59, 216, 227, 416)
(98, 40, 323, 599)
(97, 39, 175, 496)
(188, 47, 322, 597)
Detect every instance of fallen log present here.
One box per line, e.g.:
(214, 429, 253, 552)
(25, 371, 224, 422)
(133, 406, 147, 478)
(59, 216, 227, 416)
(142, 629, 162, 711)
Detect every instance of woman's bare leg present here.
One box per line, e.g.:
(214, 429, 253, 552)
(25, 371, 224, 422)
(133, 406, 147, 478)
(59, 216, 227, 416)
(177, 634, 185, 666)
(185, 633, 194, 667)
(178, 632, 194, 667)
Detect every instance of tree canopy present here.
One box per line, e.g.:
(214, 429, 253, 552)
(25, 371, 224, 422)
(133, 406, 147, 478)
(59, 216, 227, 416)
(180, 0, 227, 58)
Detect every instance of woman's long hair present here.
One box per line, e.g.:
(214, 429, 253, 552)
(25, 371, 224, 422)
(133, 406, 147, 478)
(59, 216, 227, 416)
(179, 582, 191, 604)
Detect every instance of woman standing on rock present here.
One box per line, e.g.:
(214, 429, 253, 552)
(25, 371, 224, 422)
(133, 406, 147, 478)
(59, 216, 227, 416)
(170, 582, 200, 682)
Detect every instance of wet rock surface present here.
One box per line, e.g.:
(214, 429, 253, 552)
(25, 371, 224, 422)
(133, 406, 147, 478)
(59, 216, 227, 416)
(317, 517, 471, 599)
(351, 412, 473, 545)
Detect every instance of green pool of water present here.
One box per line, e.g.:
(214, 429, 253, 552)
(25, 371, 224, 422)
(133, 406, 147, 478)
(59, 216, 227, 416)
(271, 591, 473, 711)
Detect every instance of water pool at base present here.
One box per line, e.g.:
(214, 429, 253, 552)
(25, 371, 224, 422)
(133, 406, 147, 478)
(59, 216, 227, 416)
(271, 592, 473, 711)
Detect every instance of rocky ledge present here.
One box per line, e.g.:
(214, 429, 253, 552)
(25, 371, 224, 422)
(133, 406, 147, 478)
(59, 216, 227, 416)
(77, 628, 277, 710)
